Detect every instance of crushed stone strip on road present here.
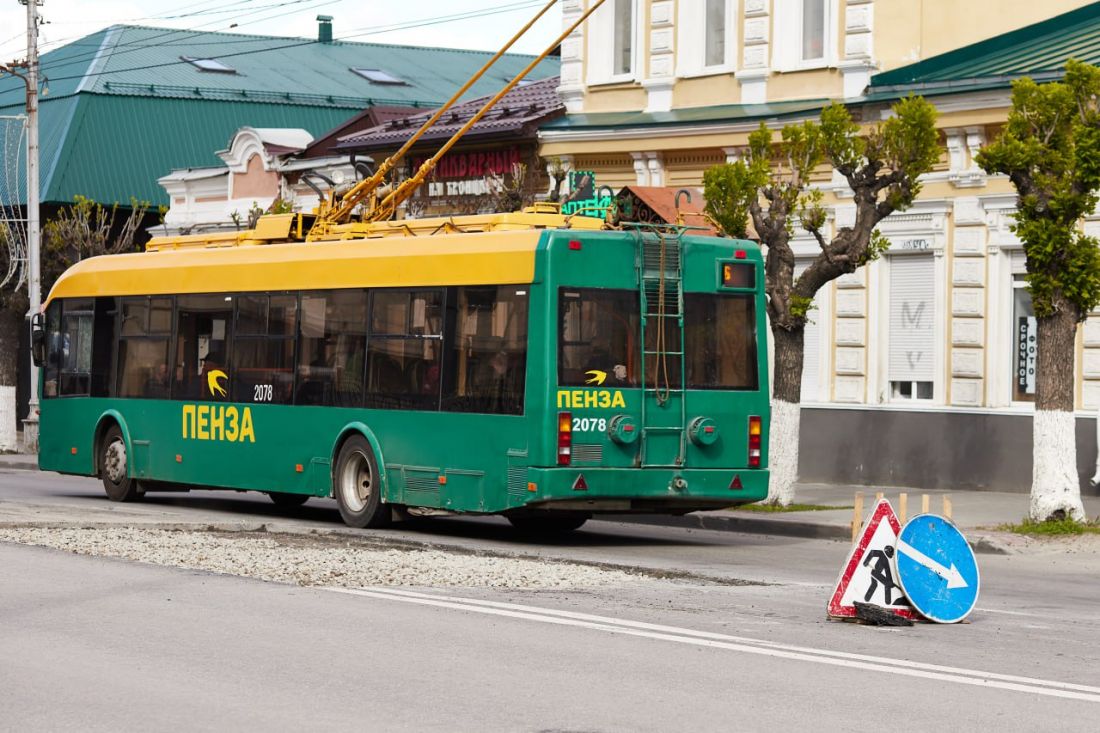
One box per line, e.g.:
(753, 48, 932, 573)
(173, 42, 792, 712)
(0, 527, 645, 590)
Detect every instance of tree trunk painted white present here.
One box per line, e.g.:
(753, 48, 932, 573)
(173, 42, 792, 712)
(0, 386, 16, 452)
(767, 398, 800, 505)
(1030, 409, 1085, 522)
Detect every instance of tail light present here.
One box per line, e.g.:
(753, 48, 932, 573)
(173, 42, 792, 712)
(748, 415, 761, 469)
(558, 412, 572, 465)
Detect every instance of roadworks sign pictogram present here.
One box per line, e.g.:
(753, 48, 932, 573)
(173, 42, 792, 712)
(827, 498, 916, 620)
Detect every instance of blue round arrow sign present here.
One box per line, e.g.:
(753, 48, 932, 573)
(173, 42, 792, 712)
(894, 514, 980, 623)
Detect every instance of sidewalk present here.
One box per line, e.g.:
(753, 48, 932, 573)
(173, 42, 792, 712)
(611, 482, 1100, 553)
(0, 432, 36, 471)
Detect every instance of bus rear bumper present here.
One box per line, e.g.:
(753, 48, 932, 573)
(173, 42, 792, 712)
(522, 466, 768, 513)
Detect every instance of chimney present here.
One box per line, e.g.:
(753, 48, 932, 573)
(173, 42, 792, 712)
(317, 15, 333, 44)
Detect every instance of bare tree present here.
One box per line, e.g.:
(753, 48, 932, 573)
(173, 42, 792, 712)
(0, 196, 150, 448)
(704, 98, 941, 504)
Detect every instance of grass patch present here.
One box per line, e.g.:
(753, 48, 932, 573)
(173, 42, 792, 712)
(732, 502, 852, 513)
(998, 518, 1100, 536)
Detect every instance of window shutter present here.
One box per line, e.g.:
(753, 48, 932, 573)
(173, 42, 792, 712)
(888, 255, 935, 382)
(1010, 249, 1027, 275)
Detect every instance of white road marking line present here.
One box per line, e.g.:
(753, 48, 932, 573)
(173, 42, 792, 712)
(975, 607, 1044, 618)
(323, 586, 1100, 703)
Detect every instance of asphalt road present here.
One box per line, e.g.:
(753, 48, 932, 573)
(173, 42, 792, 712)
(2, 468, 1100, 731)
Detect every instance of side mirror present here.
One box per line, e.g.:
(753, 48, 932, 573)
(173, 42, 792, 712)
(30, 312, 45, 367)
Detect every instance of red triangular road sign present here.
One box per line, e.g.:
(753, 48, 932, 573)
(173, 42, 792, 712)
(572, 474, 588, 491)
(827, 498, 915, 619)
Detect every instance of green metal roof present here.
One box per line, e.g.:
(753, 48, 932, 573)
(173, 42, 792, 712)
(0, 25, 558, 205)
(540, 98, 828, 131)
(869, 2, 1100, 93)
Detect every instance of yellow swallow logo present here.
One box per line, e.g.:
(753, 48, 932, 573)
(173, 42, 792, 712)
(207, 369, 228, 398)
(585, 369, 607, 386)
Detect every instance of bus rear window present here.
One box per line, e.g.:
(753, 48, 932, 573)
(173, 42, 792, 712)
(685, 293, 758, 390)
(559, 288, 639, 387)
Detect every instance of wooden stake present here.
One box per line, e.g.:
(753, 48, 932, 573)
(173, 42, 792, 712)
(875, 491, 884, 502)
(899, 493, 908, 524)
(921, 494, 930, 514)
(852, 491, 864, 542)
(942, 495, 952, 520)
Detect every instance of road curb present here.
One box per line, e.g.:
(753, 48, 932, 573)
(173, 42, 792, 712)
(0, 459, 38, 472)
(601, 513, 1016, 554)
(600, 512, 851, 541)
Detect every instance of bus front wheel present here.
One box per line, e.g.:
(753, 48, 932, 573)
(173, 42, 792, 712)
(99, 425, 142, 503)
(333, 435, 390, 529)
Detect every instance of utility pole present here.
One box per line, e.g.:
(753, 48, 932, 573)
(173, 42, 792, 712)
(21, 0, 41, 453)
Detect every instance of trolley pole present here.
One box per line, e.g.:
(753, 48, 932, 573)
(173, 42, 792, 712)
(23, 0, 41, 453)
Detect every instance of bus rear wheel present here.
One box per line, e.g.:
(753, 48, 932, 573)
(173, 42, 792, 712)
(333, 436, 390, 529)
(507, 513, 589, 535)
(99, 425, 141, 502)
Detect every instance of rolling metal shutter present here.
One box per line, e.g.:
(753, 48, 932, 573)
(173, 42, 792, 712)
(888, 255, 934, 382)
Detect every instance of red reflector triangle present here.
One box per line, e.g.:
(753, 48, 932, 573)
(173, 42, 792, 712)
(572, 474, 588, 491)
(729, 475, 743, 490)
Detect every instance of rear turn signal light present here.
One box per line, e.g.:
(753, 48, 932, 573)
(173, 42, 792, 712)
(558, 411, 572, 466)
(748, 415, 762, 469)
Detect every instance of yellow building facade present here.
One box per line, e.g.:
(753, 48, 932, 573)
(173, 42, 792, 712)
(540, 1, 1100, 490)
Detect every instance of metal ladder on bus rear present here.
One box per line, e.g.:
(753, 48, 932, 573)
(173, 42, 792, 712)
(630, 224, 688, 468)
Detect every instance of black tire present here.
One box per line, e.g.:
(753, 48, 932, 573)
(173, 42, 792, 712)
(508, 513, 589, 535)
(99, 424, 142, 502)
(269, 492, 310, 508)
(333, 435, 390, 529)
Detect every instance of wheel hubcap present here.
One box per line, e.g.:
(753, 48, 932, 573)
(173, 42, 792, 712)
(104, 439, 127, 484)
(340, 450, 372, 513)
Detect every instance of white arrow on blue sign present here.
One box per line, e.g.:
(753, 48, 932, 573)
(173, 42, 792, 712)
(894, 514, 980, 623)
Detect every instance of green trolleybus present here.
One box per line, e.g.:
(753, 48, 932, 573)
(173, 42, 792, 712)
(32, 210, 770, 532)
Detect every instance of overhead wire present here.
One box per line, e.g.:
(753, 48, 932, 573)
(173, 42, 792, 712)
(1, 0, 321, 62)
(33, 1, 551, 86)
(3, 0, 341, 80)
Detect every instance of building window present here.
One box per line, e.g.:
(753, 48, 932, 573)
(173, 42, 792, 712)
(888, 255, 935, 402)
(351, 68, 407, 85)
(613, 0, 634, 76)
(1012, 275, 1037, 402)
(180, 56, 236, 74)
(704, 0, 728, 67)
(801, 0, 826, 62)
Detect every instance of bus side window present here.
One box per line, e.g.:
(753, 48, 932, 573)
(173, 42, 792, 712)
(441, 285, 529, 415)
(297, 290, 367, 407)
(117, 296, 171, 399)
(59, 297, 94, 396)
(173, 294, 233, 401)
(366, 289, 443, 410)
(42, 301, 62, 398)
(232, 292, 297, 405)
